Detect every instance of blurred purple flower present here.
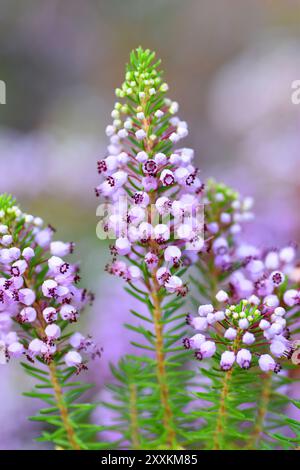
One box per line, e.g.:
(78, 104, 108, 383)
(0, 366, 47, 449)
(208, 34, 300, 245)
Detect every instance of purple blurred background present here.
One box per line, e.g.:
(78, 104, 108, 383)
(0, 0, 299, 448)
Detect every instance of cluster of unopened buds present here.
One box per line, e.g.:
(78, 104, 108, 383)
(185, 288, 298, 373)
(204, 179, 254, 242)
(0, 197, 98, 373)
(96, 48, 205, 296)
(204, 197, 298, 281)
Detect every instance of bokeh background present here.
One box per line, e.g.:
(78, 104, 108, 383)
(0, 0, 299, 449)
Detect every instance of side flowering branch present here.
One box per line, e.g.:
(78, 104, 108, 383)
(187, 181, 300, 449)
(0, 194, 101, 449)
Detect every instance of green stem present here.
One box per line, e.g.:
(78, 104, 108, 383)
(151, 274, 177, 449)
(138, 101, 177, 448)
(48, 362, 81, 450)
(129, 383, 141, 449)
(212, 334, 241, 450)
(246, 372, 272, 450)
(34, 301, 81, 450)
(212, 368, 233, 450)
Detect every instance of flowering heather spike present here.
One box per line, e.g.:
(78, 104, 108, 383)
(0, 196, 98, 372)
(96, 47, 205, 448)
(96, 48, 203, 295)
(187, 295, 296, 373)
(96, 47, 204, 298)
(191, 174, 300, 449)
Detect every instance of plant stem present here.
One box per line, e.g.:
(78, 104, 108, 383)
(34, 301, 81, 450)
(151, 273, 177, 449)
(129, 383, 140, 449)
(246, 372, 272, 450)
(138, 96, 176, 448)
(201, 262, 229, 449)
(48, 362, 81, 450)
(212, 368, 233, 450)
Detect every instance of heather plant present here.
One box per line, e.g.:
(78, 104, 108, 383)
(186, 181, 300, 449)
(95, 47, 204, 449)
(95, 47, 300, 450)
(1, 48, 299, 452)
(0, 194, 102, 450)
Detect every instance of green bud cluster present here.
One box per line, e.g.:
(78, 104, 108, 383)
(206, 179, 239, 212)
(225, 299, 262, 326)
(115, 47, 166, 101)
(0, 193, 16, 214)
